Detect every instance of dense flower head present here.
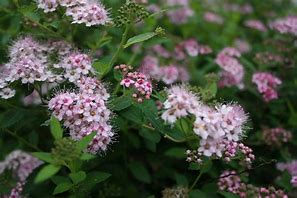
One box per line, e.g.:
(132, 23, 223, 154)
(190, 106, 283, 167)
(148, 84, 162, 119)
(270, 16, 297, 35)
(66, 0, 110, 27)
(54, 52, 94, 82)
(262, 127, 292, 146)
(252, 72, 282, 102)
(203, 11, 224, 24)
(37, 0, 110, 27)
(218, 170, 288, 198)
(277, 160, 297, 178)
(234, 39, 251, 53)
(166, 0, 193, 24)
(216, 47, 244, 89)
(162, 85, 252, 164)
(116, 64, 152, 102)
(49, 77, 113, 153)
(244, 20, 267, 32)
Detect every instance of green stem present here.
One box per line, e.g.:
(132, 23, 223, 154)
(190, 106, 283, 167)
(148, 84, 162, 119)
(164, 134, 186, 143)
(189, 170, 203, 191)
(108, 25, 130, 70)
(3, 128, 41, 151)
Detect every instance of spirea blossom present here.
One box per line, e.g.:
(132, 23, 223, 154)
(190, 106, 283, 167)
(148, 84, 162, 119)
(216, 47, 245, 89)
(116, 64, 152, 102)
(262, 127, 292, 146)
(166, 0, 193, 24)
(203, 12, 224, 24)
(277, 160, 297, 186)
(218, 170, 288, 198)
(0, 150, 43, 197)
(234, 39, 251, 53)
(244, 20, 267, 32)
(37, 0, 110, 27)
(270, 16, 297, 36)
(162, 85, 253, 164)
(49, 77, 113, 153)
(252, 72, 282, 102)
(66, 0, 110, 27)
(54, 52, 94, 82)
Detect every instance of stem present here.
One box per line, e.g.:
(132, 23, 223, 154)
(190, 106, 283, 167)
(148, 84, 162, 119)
(189, 171, 203, 191)
(164, 134, 186, 143)
(108, 25, 130, 69)
(3, 128, 41, 151)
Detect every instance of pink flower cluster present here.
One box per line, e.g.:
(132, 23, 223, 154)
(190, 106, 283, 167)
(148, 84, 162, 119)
(216, 47, 245, 89)
(234, 39, 251, 53)
(37, 0, 110, 27)
(262, 127, 292, 146)
(223, 3, 253, 14)
(218, 170, 288, 198)
(174, 39, 212, 60)
(0, 150, 43, 197)
(252, 72, 282, 102)
(116, 64, 152, 102)
(49, 77, 113, 153)
(244, 20, 267, 32)
(277, 160, 297, 186)
(54, 52, 94, 82)
(203, 12, 224, 24)
(140, 56, 189, 85)
(270, 16, 297, 36)
(162, 85, 253, 164)
(0, 36, 64, 99)
(166, 0, 193, 24)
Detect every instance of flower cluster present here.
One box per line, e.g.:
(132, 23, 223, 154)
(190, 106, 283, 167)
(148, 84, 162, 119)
(218, 170, 288, 198)
(270, 16, 297, 36)
(37, 0, 110, 27)
(223, 3, 253, 14)
(277, 160, 297, 186)
(161, 186, 189, 198)
(234, 39, 251, 54)
(162, 85, 253, 164)
(48, 77, 113, 153)
(0, 36, 61, 99)
(166, 0, 193, 24)
(244, 19, 267, 32)
(262, 127, 292, 146)
(203, 12, 224, 24)
(54, 52, 94, 82)
(140, 56, 189, 85)
(252, 72, 282, 102)
(115, 64, 152, 102)
(215, 47, 244, 89)
(174, 39, 212, 60)
(0, 150, 43, 197)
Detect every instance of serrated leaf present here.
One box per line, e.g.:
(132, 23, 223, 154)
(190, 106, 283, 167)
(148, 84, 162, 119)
(129, 161, 151, 183)
(32, 152, 54, 163)
(35, 164, 61, 183)
(53, 182, 72, 195)
(69, 171, 87, 184)
(112, 96, 132, 111)
(77, 132, 96, 151)
(124, 32, 158, 48)
(50, 116, 63, 140)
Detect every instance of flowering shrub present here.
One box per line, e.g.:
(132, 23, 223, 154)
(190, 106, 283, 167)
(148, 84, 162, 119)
(0, 0, 297, 197)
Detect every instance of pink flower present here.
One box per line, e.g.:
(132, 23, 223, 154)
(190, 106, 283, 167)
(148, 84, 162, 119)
(166, 0, 193, 24)
(204, 12, 224, 24)
(244, 20, 267, 32)
(270, 16, 297, 35)
(37, 0, 59, 13)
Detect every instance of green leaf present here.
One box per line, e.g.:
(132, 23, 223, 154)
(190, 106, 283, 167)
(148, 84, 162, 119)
(124, 32, 158, 48)
(164, 147, 186, 159)
(51, 176, 71, 185)
(219, 191, 240, 198)
(35, 164, 61, 183)
(92, 56, 111, 77)
(32, 152, 54, 163)
(69, 171, 87, 184)
(80, 171, 111, 190)
(80, 153, 96, 161)
(174, 173, 188, 186)
(112, 96, 132, 111)
(77, 132, 96, 151)
(189, 190, 208, 198)
(129, 161, 151, 183)
(53, 182, 72, 195)
(139, 129, 161, 143)
(50, 116, 63, 140)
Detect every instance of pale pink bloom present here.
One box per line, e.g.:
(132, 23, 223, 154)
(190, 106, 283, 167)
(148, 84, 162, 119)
(244, 19, 267, 32)
(166, 0, 193, 24)
(203, 12, 224, 24)
(152, 44, 171, 58)
(291, 176, 297, 187)
(37, 0, 59, 12)
(270, 16, 297, 36)
(234, 39, 251, 53)
(262, 127, 292, 146)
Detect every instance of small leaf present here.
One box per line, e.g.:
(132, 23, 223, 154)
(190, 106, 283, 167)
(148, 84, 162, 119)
(124, 32, 158, 48)
(51, 176, 71, 185)
(80, 153, 96, 161)
(50, 116, 63, 140)
(80, 171, 111, 190)
(189, 190, 207, 198)
(77, 132, 96, 151)
(111, 96, 132, 111)
(35, 164, 61, 183)
(93, 58, 110, 77)
(69, 171, 87, 184)
(32, 152, 54, 163)
(129, 161, 151, 183)
(53, 182, 72, 195)
(164, 147, 186, 159)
